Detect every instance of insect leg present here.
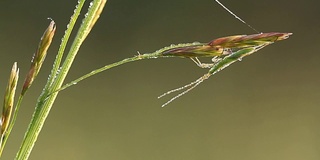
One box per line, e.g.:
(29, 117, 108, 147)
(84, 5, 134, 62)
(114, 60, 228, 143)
(158, 73, 211, 107)
(190, 57, 217, 68)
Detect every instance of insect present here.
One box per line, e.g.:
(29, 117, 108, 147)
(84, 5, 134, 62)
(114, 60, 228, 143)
(161, 32, 291, 68)
(158, 0, 292, 107)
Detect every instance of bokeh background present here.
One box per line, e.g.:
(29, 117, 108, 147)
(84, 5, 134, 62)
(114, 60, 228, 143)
(0, 0, 319, 159)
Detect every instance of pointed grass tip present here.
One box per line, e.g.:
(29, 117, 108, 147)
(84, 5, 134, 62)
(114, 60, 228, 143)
(208, 32, 292, 48)
(1, 62, 19, 140)
(21, 19, 56, 95)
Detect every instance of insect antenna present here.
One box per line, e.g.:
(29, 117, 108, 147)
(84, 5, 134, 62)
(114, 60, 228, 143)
(158, 74, 211, 107)
(214, 0, 260, 33)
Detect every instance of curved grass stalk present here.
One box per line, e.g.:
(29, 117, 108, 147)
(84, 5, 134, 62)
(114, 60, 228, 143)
(52, 42, 205, 94)
(51, 32, 293, 96)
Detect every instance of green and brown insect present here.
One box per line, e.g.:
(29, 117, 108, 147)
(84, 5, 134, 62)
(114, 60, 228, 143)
(159, 32, 292, 107)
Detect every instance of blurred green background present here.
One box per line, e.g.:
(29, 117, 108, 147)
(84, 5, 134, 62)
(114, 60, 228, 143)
(0, 0, 319, 159)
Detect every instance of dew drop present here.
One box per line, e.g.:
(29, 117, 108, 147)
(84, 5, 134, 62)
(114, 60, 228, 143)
(192, 42, 200, 45)
(56, 67, 62, 74)
(89, 1, 94, 8)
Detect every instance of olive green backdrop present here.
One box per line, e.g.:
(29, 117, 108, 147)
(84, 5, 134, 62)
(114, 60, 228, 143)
(0, 0, 319, 159)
